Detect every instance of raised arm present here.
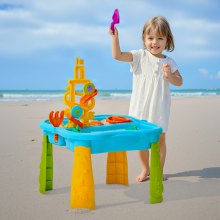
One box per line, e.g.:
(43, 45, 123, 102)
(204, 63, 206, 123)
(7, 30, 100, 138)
(109, 27, 133, 62)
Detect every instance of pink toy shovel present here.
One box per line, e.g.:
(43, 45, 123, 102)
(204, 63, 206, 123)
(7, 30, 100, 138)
(110, 8, 120, 34)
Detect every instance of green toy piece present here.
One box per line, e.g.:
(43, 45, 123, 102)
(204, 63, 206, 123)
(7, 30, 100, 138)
(126, 125, 138, 130)
(149, 141, 163, 203)
(83, 82, 95, 95)
(39, 135, 53, 194)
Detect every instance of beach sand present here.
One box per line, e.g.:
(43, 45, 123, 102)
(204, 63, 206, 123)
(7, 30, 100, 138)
(0, 97, 220, 220)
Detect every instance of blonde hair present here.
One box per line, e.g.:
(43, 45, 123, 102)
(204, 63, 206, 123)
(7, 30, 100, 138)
(142, 16, 175, 52)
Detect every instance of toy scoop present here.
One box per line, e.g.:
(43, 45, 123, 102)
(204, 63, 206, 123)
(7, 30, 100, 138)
(111, 8, 120, 33)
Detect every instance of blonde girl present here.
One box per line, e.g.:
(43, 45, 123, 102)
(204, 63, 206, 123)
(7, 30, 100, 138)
(109, 16, 183, 181)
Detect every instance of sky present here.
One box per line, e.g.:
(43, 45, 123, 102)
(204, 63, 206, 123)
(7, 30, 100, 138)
(0, 0, 220, 90)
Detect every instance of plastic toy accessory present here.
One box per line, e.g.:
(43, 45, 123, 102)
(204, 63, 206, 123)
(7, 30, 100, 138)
(111, 8, 120, 33)
(63, 57, 97, 128)
(106, 115, 131, 124)
(49, 111, 64, 142)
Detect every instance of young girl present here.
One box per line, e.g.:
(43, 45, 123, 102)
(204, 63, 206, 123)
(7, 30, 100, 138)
(109, 16, 183, 182)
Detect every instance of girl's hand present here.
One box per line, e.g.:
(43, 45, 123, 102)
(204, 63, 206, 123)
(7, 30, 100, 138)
(109, 27, 118, 38)
(163, 63, 172, 79)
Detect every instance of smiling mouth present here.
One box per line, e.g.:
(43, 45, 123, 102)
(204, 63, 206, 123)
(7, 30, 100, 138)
(151, 46, 160, 50)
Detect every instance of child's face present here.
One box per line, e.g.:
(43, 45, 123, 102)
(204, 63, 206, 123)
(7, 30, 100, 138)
(144, 31, 167, 58)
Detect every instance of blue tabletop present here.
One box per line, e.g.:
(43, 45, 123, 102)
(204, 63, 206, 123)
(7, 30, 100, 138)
(40, 114, 162, 154)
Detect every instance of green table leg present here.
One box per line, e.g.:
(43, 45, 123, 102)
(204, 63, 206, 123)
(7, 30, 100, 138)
(39, 135, 53, 194)
(150, 141, 163, 203)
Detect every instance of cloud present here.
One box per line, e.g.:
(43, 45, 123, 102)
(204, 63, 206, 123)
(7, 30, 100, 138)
(0, 2, 110, 55)
(0, 23, 109, 55)
(0, 0, 220, 60)
(199, 68, 220, 79)
(172, 17, 220, 31)
(170, 16, 220, 58)
(0, 3, 23, 10)
(177, 0, 219, 7)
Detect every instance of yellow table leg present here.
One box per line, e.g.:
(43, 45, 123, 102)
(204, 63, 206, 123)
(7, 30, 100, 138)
(106, 151, 128, 185)
(70, 146, 95, 209)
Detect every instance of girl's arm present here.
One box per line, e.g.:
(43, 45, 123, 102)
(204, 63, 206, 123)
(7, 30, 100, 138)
(109, 28, 133, 62)
(163, 64, 183, 86)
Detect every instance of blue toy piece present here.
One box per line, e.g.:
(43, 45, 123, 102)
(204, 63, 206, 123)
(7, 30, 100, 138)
(71, 106, 83, 118)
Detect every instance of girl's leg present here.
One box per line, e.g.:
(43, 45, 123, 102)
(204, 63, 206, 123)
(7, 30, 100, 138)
(136, 133, 166, 182)
(160, 133, 168, 180)
(136, 150, 150, 182)
(160, 133, 166, 169)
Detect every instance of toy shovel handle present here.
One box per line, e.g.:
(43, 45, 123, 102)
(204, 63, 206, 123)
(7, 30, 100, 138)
(111, 22, 115, 32)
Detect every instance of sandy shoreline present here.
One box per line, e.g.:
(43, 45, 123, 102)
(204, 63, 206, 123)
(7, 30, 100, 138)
(0, 97, 220, 220)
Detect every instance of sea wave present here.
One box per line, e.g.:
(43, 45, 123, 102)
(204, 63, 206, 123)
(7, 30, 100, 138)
(97, 92, 131, 100)
(171, 90, 220, 97)
(0, 92, 63, 102)
(172, 92, 210, 97)
(0, 89, 220, 102)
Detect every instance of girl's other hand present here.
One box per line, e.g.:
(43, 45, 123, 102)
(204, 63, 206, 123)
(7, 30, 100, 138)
(163, 63, 171, 79)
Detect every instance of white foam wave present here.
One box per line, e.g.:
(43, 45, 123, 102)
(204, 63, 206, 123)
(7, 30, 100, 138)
(171, 92, 219, 97)
(0, 93, 63, 102)
(0, 89, 219, 102)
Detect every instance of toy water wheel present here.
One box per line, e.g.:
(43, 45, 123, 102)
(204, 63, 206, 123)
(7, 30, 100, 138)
(71, 106, 83, 118)
(83, 83, 95, 95)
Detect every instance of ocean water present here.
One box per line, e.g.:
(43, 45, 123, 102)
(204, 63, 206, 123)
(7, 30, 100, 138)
(0, 89, 220, 102)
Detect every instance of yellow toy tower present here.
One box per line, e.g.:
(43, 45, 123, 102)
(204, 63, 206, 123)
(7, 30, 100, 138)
(63, 57, 98, 128)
